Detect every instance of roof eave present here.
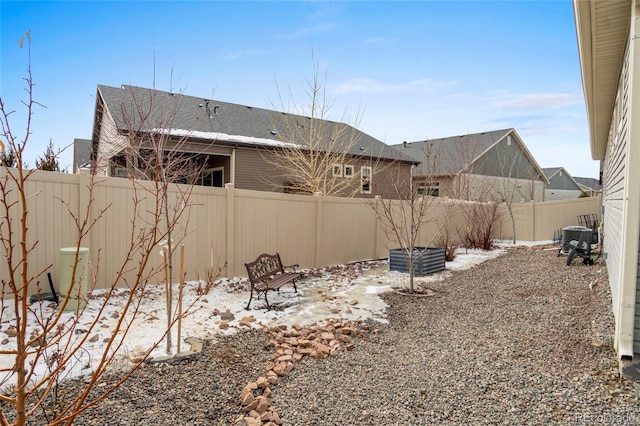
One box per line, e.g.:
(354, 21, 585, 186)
(573, 0, 631, 161)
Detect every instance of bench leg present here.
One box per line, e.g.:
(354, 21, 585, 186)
(264, 291, 271, 310)
(246, 287, 254, 310)
(292, 279, 297, 293)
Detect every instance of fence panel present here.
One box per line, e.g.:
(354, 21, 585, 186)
(0, 168, 603, 295)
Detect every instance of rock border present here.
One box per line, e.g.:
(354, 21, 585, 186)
(235, 318, 379, 426)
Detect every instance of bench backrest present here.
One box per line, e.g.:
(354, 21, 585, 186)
(245, 253, 284, 283)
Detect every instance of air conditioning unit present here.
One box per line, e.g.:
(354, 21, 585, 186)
(560, 226, 593, 254)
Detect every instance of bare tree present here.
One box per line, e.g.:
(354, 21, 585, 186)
(106, 82, 217, 352)
(368, 144, 449, 293)
(443, 135, 503, 250)
(0, 33, 216, 425)
(495, 148, 540, 244)
(262, 55, 388, 197)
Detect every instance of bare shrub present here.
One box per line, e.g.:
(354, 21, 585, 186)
(458, 201, 501, 250)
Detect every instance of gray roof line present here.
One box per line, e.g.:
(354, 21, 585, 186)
(97, 84, 417, 163)
(392, 128, 548, 183)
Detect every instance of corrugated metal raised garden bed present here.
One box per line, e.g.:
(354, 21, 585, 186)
(389, 247, 446, 275)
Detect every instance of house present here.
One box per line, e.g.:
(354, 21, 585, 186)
(91, 84, 417, 199)
(541, 167, 583, 200)
(573, 176, 602, 197)
(393, 128, 548, 202)
(574, 0, 640, 370)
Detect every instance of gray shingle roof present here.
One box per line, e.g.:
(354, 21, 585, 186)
(542, 166, 582, 190)
(97, 84, 416, 163)
(392, 129, 514, 175)
(573, 176, 602, 191)
(73, 138, 92, 171)
(541, 167, 563, 179)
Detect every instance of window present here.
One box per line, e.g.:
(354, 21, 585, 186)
(506, 135, 512, 146)
(417, 182, 440, 197)
(332, 164, 343, 177)
(344, 165, 354, 178)
(360, 166, 372, 194)
(114, 167, 128, 178)
(200, 167, 224, 187)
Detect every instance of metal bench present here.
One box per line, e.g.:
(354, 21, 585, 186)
(244, 253, 301, 310)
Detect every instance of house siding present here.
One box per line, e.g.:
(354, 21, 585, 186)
(547, 173, 581, 191)
(636, 234, 640, 355)
(602, 29, 638, 358)
(472, 136, 542, 182)
(96, 108, 128, 177)
(233, 146, 412, 199)
(544, 189, 582, 201)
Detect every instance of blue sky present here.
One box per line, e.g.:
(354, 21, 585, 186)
(0, 1, 597, 178)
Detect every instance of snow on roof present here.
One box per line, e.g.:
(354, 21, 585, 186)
(153, 128, 302, 148)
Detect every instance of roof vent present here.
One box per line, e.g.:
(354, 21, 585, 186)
(271, 129, 278, 136)
(213, 105, 219, 115)
(403, 141, 407, 148)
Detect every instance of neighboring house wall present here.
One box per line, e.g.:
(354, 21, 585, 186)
(396, 129, 546, 202)
(451, 174, 545, 202)
(95, 107, 127, 176)
(545, 189, 582, 201)
(233, 147, 411, 198)
(471, 136, 541, 181)
(543, 168, 583, 200)
(547, 172, 580, 191)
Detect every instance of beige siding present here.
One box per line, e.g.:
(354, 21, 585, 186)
(602, 34, 635, 357)
(96, 109, 127, 176)
(444, 174, 545, 202)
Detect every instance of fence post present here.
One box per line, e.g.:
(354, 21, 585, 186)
(225, 183, 235, 277)
(314, 192, 323, 269)
(530, 200, 536, 241)
(374, 196, 382, 259)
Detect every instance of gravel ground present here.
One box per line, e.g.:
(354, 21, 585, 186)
(12, 246, 640, 425)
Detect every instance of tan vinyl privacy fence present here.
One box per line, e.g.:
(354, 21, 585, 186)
(0, 169, 602, 293)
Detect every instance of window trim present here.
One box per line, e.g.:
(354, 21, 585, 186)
(200, 166, 224, 187)
(417, 181, 440, 197)
(332, 164, 343, 177)
(113, 167, 128, 178)
(360, 166, 372, 194)
(344, 164, 354, 178)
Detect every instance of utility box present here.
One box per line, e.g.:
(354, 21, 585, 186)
(58, 247, 89, 311)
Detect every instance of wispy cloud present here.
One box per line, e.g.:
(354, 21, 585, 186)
(332, 77, 457, 94)
(492, 92, 583, 112)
